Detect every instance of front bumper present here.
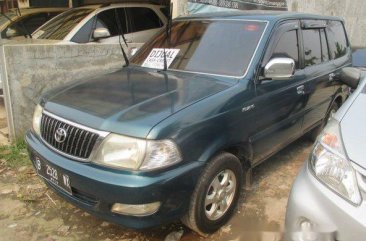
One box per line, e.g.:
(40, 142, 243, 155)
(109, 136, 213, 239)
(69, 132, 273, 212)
(285, 160, 366, 241)
(26, 131, 204, 229)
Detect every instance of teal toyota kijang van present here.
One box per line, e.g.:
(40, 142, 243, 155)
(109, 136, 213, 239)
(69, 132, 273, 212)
(26, 11, 351, 234)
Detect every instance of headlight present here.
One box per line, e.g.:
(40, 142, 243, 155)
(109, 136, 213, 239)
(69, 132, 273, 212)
(310, 119, 362, 205)
(92, 134, 182, 171)
(32, 104, 43, 136)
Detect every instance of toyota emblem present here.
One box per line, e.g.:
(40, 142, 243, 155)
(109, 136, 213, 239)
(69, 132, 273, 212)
(54, 128, 67, 143)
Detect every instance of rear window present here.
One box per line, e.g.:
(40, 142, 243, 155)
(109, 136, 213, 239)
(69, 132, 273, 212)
(326, 21, 348, 59)
(131, 20, 267, 77)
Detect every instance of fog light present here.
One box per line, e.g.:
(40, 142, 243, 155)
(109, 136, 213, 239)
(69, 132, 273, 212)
(111, 202, 161, 216)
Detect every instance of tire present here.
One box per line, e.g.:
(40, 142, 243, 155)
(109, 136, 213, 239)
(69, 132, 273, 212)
(308, 102, 339, 141)
(181, 152, 243, 235)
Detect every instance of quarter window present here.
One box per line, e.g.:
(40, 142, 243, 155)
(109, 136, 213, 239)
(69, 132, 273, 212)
(303, 29, 322, 67)
(326, 21, 348, 59)
(271, 30, 299, 69)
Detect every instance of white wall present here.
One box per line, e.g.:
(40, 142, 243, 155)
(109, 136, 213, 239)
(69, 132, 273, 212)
(286, 0, 366, 47)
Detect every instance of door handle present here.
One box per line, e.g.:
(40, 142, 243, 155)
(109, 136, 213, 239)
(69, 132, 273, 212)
(297, 85, 305, 95)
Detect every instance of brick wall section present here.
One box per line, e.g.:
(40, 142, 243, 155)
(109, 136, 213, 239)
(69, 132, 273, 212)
(1, 42, 132, 141)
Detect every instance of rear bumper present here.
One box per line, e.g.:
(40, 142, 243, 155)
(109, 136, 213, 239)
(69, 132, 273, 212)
(285, 161, 366, 241)
(26, 130, 204, 229)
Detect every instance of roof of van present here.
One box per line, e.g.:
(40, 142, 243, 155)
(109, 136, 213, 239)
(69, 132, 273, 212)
(177, 11, 344, 22)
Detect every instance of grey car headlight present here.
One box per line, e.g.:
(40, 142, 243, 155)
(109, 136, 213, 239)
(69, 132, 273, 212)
(92, 134, 182, 171)
(32, 104, 43, 136)
(310, 119, 362, 205)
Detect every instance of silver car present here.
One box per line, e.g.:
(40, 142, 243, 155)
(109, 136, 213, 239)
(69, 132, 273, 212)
(285, 69, 365, 241)
(32, 3, 167, 45)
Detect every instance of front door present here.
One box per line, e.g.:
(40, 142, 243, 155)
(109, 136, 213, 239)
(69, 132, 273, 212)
(250, 21, 307, 164)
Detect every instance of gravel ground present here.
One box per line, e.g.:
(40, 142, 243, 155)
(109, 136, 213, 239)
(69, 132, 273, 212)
(0, 135, 313, 241)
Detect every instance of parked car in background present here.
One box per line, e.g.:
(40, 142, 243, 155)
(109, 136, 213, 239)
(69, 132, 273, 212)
(0, 7, 66, 94)
(26, 12, 351, 234)
(352, 47, 366, 69)
(285, 68, 364, 241)
(32, 3, 167, 45)
(0, 8, 66, 39)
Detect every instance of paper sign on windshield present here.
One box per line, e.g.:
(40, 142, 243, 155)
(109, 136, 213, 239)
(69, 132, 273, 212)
(142, 48, 180, 69)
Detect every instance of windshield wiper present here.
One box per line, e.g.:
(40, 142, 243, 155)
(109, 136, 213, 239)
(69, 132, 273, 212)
(115, 9, 129, 67)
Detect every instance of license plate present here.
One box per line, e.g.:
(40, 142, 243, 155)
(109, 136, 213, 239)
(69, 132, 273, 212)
(33, 156, 72, 195)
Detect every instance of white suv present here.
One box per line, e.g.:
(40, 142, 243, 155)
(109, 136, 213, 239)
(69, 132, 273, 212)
(32, 3, 167, 45)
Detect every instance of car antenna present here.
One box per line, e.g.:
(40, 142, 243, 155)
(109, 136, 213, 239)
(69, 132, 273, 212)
(162, 1, 173, 71)
(114, 9, 129, 67)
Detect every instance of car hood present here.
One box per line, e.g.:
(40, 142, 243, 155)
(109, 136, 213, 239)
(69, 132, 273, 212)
(340, 83, 366, 168)
(44, 67, 235, 138)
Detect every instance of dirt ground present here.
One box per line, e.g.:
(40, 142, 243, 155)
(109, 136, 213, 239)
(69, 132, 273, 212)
(0, 132, 313, 241)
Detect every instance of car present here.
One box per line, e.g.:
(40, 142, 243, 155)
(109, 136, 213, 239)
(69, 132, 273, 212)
(26, 11, 352, 234)
(0, 7, 66, 40)
(0, 7, 66, 93)
(31, 3, 168, 45)
(352, 47, 366, 69)
(285, 68, 364, 241)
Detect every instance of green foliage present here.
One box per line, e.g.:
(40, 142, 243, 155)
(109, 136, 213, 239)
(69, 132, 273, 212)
(0, 141, 31, 168)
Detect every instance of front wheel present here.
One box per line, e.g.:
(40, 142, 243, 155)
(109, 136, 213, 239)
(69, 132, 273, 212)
(181, 152, 243, 235)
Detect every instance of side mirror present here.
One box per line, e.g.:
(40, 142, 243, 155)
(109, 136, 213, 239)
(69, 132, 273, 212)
(264, 58, 295, 80)
(340, 67, 361, 89)
(93, 28, 111, 40)
(6, 28, 18, 38)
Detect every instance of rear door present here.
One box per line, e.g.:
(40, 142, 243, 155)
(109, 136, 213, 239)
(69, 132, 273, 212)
(251, 20, 307, 164)
(301, 20, 351, 132)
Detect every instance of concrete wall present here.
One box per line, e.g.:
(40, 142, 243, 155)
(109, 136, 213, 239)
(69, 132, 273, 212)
(0, 40, 132, 141)
(179, 1, 365, 47)
(287, 0, 366, 47)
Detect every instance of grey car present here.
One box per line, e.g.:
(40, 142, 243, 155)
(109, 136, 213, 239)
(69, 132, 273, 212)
(285, 70, 366, 241)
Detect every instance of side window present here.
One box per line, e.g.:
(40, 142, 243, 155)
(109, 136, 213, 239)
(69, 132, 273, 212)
(127, 7, 163, 33)
(320, 29, 329, 62)
(271, 30, 299, 69)
(6, 13, 48, 37)
(116, 8, 128, 34)
(71, 17, 94, 43)
(303, 29, 322, 67)
(22, 13, 48, 33)
(326, 21, 348, 59)
(95, 9, 119, 37)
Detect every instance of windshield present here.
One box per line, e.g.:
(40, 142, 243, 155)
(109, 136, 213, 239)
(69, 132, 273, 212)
(33, 8, 94, 40)
(131, 20, 267, 77)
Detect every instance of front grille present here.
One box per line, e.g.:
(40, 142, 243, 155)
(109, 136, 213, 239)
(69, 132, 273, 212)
(40, 114, 99, 159)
